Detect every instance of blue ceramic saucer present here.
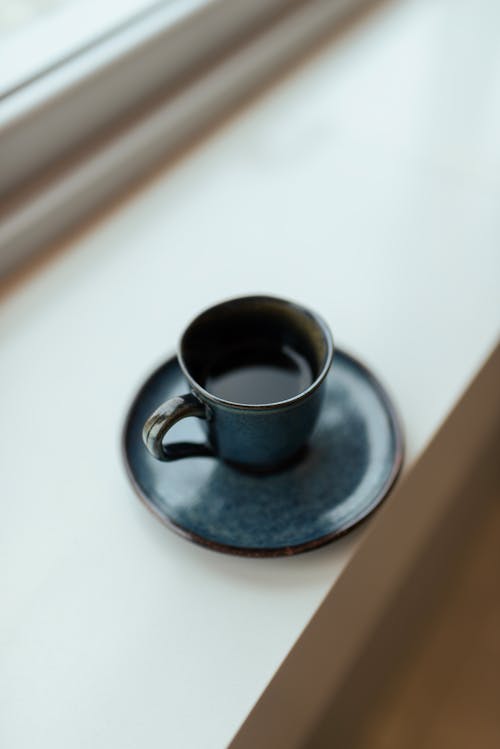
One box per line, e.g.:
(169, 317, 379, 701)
(122, 350, 404, 557)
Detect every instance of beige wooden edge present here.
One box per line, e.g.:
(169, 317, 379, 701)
(229, 340, 500, 749)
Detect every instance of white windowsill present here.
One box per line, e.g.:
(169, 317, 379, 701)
(1, 0, 499, 747)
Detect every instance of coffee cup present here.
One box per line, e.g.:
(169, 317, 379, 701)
(142, 295, 334, 471)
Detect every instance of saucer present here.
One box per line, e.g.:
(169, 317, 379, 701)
(122, 350, 404, 557)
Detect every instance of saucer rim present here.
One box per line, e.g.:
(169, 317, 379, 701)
(121, 348, 405, 557)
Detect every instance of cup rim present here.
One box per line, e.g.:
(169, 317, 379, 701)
(177, 295, 334, 411)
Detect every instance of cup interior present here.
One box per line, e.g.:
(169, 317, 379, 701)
(179, 296, 333, 406)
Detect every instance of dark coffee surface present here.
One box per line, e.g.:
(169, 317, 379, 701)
(204, 344, 313, 404)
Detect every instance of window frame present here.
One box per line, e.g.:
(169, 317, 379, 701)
(0, 0, 368, 275)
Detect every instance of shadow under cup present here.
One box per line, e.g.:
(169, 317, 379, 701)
(177, 296, 334, 470)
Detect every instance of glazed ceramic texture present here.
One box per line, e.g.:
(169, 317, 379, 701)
(143, 296, 334, 469)
(124, 349, 404, 556)
(202, 383, 326, 468)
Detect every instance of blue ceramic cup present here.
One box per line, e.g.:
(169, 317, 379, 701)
(142, 296, 334, 471)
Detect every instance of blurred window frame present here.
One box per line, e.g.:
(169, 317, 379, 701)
(0, 0, 367, 275)
(0, 0, 296, 199)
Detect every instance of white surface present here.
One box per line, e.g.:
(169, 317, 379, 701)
(1, 0, 499, 747)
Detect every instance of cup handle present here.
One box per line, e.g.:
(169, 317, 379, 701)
(142, 393, 214, 461)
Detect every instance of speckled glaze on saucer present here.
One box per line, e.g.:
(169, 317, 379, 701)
(122, 350, 403, 557)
